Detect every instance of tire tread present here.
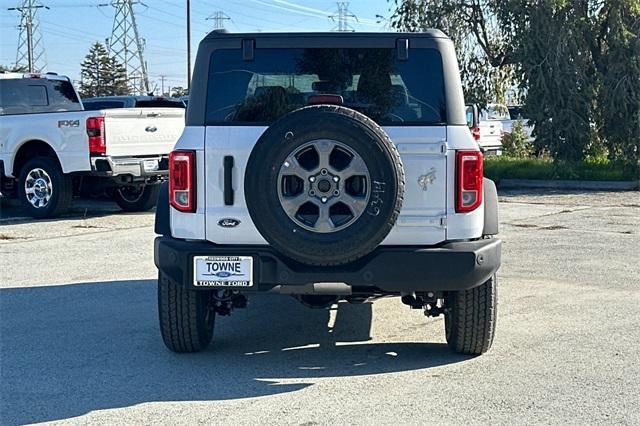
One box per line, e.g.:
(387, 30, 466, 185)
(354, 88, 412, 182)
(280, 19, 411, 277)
(445, 275, 497, 355)
(114, 184, 159, 212)
(158, 272, 213, 352)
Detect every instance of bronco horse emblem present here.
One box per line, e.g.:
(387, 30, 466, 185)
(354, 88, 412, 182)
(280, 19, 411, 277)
(417, 168, 437, 191)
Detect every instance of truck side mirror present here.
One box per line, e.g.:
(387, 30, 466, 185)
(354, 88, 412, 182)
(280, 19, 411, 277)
(465, 104, 478, 128)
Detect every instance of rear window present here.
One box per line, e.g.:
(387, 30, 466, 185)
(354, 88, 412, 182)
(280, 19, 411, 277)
(134, 99, 185, 108)
(483, 105, 510, 121)
(508, 106, 528, 120)
(206, 48, 446, 125)
(0, 78, 81, 115)
(82, 100, 126, 110)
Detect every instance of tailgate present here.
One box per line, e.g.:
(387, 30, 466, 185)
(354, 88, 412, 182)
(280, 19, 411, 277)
(203, 126, 448, 246)
(480, 121, 502, 140)
(102, 108, 184, 157)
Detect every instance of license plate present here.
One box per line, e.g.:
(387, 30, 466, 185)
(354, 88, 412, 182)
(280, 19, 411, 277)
(143, 159, 159, 172)
(193, 256, 253, 287)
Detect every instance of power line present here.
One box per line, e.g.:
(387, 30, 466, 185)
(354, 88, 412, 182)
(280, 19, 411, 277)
(330, 2, 357, 32)
(206, 11, 230, 30)
(8, 0, 49, 72)
(100, 0, 150, 95)
(159, 74, 166, 93)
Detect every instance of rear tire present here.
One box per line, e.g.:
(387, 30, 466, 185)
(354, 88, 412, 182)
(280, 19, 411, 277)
(158, 272, 215, 353)
(113, 184, 160, 212)
(18, 156, 72, 219)
(444, 275, 497, 355)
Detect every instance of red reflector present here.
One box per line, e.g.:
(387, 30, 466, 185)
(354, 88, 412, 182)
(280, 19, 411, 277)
(86, 116, 106, 156)
(169, 150, 196, 212)
(456, 150, 483, 213)
(308, 94, 344, 105)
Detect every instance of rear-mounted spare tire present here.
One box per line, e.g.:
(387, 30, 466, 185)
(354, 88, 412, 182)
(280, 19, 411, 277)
(245, 105, 405, 266)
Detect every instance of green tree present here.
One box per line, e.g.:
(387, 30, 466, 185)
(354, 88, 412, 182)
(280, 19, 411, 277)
(597, 0, 640, 174)
(502, 118, 532, 158)
(391, 0, 519, 107)
(516, 2, 597, 162)
(79, 42, 128, 97)
(0, 64, 27, 73)
(170, 86, 188, 97)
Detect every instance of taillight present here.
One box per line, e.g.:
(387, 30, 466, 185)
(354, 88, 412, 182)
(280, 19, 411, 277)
(169, 150, 196, 212)
(86, 116, 106, 156)
(456, 150, 483, 213)
(471, 126, 481, 141)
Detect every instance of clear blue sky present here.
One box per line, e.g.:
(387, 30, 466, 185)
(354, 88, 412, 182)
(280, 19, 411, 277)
(0, 0, 396, 92)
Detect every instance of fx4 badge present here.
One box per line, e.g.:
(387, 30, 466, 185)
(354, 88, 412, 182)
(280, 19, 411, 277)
(218, 218, 241, 228)
(418, 168, 437, 191)
(58, 120, 79, 128)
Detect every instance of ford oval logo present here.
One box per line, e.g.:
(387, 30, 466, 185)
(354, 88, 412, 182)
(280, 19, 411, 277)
(218, 218, 241, 228)
(145, 126, 157, 133)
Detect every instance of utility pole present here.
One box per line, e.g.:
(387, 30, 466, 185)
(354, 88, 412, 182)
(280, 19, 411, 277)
(101, 0, 150, 95)
(186, 0, 191, 92)
(330, 2, 357, 32)
(159, 75, 166, 95)
(206, 11, 230, 30)
(8, 0, 49, 72)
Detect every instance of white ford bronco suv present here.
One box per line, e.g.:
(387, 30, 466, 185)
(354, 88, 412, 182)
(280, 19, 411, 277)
(154, 31, 501, 355)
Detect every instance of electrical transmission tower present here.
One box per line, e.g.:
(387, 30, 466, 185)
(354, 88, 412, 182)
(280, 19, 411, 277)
(330, 2, 357, 32)
(102, 0, 150, 95)
(8, 0, 49, 72)
(206, 11, 230, 30)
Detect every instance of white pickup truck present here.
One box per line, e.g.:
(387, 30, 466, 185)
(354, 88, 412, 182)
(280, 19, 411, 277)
(0, 73, 185, 218)
(465, 103, 503, 154)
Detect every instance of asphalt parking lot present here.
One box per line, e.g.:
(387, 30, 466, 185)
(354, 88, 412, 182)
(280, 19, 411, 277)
(1, 190, 639, 425)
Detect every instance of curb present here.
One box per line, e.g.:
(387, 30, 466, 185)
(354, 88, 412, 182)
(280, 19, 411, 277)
(497, 179, 640, 190)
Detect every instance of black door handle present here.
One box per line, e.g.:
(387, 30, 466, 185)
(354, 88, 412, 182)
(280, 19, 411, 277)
(223, 156, 234, 206)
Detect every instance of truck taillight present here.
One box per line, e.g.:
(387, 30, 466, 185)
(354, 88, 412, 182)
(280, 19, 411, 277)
(471, 126, 481, 141)
(456, 150, 483, 213)
(169, 150, 196, 212)
(86, 116, 106, 156)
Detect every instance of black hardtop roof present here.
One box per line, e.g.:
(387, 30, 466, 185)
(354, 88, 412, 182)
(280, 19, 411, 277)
(203, 30, 448, 41)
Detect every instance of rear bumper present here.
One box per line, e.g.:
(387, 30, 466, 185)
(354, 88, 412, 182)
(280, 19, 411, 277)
(154, 236, 501, 293)
(90, 155, 168, 178)
(478, 143, 503, 155)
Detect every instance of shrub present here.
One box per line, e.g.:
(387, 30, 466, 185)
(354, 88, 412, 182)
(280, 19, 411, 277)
(502, 119, 532, 158)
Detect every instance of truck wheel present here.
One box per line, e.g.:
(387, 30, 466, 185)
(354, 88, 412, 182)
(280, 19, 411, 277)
(245, 105, 405, 266)
(158, 272, 215, 353)
(444, 275, 497, 355)
(113, 184, 160, 212)
(18, 156, 72, 219)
